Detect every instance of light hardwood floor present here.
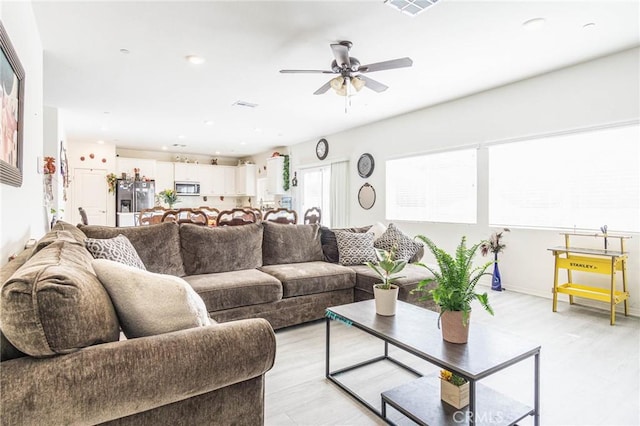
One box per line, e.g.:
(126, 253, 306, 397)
(265, 290, 640, 425)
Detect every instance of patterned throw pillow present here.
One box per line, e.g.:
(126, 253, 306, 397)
(374, 223, 422, 262)
(85, 234, 146, 270)
(334, 230, 376, 266)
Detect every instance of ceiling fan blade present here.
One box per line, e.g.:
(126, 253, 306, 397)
(357, 75, 388, 93)
(330, 43, 351, 68)
(358, 57, 413, 73)
(280, 69, 335, 74)
(313, 80, 333, 95)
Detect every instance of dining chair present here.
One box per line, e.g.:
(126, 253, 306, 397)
(263, 208, 298, 224)
(303, 207, 321, 225)
(216, 208, 258, 226)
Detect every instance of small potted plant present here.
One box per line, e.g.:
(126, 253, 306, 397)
(411, 235, 494, 343)
(366, 247, 407, 316)
(159, 189, 180, 209)
(440, 369, 469, 409)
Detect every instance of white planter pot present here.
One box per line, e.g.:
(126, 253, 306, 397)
(373, 284, 399, 316)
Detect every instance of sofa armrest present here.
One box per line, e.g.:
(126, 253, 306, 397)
(1, 318, 275, 425)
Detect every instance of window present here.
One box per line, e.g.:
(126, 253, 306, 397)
(386, 149, 477, 223)
(488, 124, 640, 232)
(300, 166, 331, 227)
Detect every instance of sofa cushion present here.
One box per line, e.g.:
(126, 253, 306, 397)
(85, 234, 147, 270)
(52, 220, 87, 244)
(180, 223, 263, 275)
(259, 261, 355, 298)
(183, 269, 282, 312)
(80, 222, 185, 276)
(0, 240, 120, 357)
(262, 222, 324, 265)
(320, 225, 371, 263)
(92, 259, 211, 338)
(334, 230, 377, 266)
(374, 223, 423, 262)
(32, 229, 82, 256)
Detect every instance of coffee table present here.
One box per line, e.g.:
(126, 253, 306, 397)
(325, 300, 541, 425)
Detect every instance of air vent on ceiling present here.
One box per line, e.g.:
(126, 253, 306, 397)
(232, 100, 259, 109)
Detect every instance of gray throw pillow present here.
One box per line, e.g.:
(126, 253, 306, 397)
(334, 230, 376, 266)
(374, 223, 422, 262)
(92, 259, 212, 339)
(85, 234, 146, 270)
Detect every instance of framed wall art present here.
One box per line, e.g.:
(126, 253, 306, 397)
(0, 21, 25, 187)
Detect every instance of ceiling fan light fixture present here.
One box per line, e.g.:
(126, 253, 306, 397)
(330, 76, 345, 92)
(352, 76, 366, 92)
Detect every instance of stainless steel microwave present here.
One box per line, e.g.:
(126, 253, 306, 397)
(174, 181, 200, 196)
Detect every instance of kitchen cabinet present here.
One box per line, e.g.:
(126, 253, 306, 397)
(173, 163, 199, 182)
(155, 161, 175, 196)
(236, 164, 256, 196)
(257, 177, 272, 203)
(266, 156, 285, 195)
(116, 157, 156, 180)
(197, 164, 215, 195)
(204, 165, 236, 196)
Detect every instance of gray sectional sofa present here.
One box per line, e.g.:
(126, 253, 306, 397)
(0, 219, 434, 425)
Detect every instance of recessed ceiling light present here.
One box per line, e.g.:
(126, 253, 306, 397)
(583, 22, 596, 30)
(240, 142, 247, 146)
(178, 135, 185, 139)
(119, 49, 130, 54)
(161, 146, 168, 151)
(215, 151, 221, 155)
(204, 120, 214, 126)
(384, 0, 439, 17)
(97, 140, 104, 144)
(186, 55, 205, 65)
(523, 17, 546, 30)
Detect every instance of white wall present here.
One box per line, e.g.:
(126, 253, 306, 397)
(289, 47, 640, 315)
(0, 3, 45, 264)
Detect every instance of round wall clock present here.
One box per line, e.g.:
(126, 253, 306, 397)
(357, 153, 375, 178)
(316, 138, 328, 160)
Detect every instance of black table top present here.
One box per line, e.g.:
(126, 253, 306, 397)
(327, 300, 541, 380)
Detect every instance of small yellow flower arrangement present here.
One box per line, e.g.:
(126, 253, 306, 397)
(440, 369, 467, 386)
(440, 369, 469, 409)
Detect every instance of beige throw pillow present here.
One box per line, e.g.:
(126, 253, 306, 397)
(92, 259, 211, 338)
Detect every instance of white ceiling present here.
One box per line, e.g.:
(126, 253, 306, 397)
(32, 0, 640, 158)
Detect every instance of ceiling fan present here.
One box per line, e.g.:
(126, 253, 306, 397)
(279, 41, 413, 97)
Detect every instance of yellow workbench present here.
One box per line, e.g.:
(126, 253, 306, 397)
(549, 232, 631, 325)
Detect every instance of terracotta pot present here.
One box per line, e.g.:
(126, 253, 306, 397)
(440, 310, 470, 344)
(373, 284, 399, 316)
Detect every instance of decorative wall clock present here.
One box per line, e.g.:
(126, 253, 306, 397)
(357, 153, 375, 178)
(316, 138, 328, 160)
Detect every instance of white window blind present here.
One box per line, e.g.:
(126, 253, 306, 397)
(386, 149, 477, 223)
(488, 124, 640, 232)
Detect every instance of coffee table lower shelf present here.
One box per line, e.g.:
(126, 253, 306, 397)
(382, 374, 534, 426)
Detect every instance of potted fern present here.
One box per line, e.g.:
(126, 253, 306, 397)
(411, 235, 494, 343)
(366, 247, 407, 316)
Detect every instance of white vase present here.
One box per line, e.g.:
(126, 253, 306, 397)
(373, 284, 399, 316)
